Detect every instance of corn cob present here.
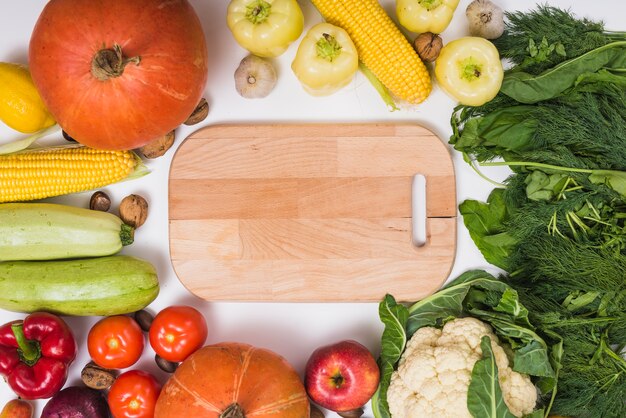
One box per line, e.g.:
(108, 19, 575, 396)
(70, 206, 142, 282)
(0, 145, 148, 203)
(311, 0, 432, 104)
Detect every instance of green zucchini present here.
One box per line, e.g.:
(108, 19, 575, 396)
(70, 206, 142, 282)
(0, 202, 134, 261)
(0, 255, 159, 316)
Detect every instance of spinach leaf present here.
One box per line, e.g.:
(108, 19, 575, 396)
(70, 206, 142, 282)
(459, 190, 515, 270)
(501, 41, 626, 103)
(467, 336, 517, 418)
(373, 295, 409, 418)
(588, 169, 626, 198)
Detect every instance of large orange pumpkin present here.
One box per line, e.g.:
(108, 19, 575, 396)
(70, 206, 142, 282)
(29, 0, 208, 150)
(155, 342, 310, 418)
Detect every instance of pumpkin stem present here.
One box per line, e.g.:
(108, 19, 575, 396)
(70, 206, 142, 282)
(220, 403, 246, 418)
(91, 43, 141, 81)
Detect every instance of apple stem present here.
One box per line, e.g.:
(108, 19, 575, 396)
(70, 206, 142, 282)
(220, 403, 245, 418)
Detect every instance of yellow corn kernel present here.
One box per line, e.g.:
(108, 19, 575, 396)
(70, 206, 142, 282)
(311, 0, 432, 104)
(0, 146, 143, 203)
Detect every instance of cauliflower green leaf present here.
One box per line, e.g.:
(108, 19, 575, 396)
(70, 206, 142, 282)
(468, 336, 517, 418)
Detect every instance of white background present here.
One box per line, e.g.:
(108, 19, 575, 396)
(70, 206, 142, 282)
(0, 0, 622, 415)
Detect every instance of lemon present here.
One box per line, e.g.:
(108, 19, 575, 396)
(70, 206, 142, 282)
(0, 62, 55, 133)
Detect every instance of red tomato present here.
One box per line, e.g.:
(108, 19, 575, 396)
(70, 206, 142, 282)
(108, 370, 161, 418)
(149, 306, 208, 362)
(88, 316, 144, 369)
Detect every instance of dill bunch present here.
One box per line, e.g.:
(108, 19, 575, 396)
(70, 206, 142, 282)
(551, 327, 626, 418)
(493, 5, 620, 74)
(452, 86, 626, 171)
(501, 174, 626, 417)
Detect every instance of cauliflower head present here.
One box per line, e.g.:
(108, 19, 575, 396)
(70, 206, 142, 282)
(387, 317, 537, 418)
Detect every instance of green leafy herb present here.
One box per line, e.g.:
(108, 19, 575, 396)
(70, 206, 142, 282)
(459, 174, 626, 417)
(451, 7, 626, 417)
(452, 87, 626, 172)
(493, 5, 624, 74)
(467, 336, 517, 418)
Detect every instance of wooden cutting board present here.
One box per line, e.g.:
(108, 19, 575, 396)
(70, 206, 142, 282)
(168, 124, 456, 302)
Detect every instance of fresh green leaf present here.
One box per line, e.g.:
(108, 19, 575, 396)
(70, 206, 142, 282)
(527, 38, 538, 57)
(374, 295, 409, 418)
(465, 311, 555, 378)
(370, 388, 388, 418)
(406, 270, 506, 335)
(467, 336, 517, 418)
(589, 169, 626, 197)
(563, 291, 600, 312)
(379, 294, 408, 367)
(513, 340, 556, 379)
(459, 190, 515, 270)
(493, 288, 530, 325)
(454, 117, 482, 149)
(501, 41, 626, 103)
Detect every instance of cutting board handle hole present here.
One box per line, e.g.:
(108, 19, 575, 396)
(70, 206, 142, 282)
(412, 174, 427, 248)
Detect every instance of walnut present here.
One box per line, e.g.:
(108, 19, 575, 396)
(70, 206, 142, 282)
(139, 130, 175, 159)
(119, 194, 148, 228)
(414, 32, 443, 63)
(184, 98, 209, 125)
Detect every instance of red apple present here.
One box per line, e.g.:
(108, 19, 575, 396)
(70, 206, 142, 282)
(305, 340, 380, 412)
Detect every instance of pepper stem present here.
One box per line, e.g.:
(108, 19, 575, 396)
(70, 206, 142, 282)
(316, 33, 343, 62)
(91, 43, 141, 81)
(245, 0, 271, 24)
(418, 0, 442, 11)
(11, 323, 41, 367)
(459, 57, 482, 82)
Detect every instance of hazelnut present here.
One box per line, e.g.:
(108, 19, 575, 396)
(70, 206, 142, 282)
(139, 130, 175, 159)
(81, 362, 117, 390)
(89, 191, 111, 212)
(184, 98, 209, 125)
(414, 32, 443, 62)
(119, 194, 148, 228)
(155, 354, 179, 373)
(133, 309, 154, 332)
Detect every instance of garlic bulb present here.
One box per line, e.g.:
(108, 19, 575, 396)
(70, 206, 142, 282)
(466, 0, 505, 40)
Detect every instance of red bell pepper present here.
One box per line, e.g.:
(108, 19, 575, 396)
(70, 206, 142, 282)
(0, 312, 76, 399)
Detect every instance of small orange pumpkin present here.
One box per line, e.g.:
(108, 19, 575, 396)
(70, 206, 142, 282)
(155, 342, 309, 418)
(29, 0, 208, 150)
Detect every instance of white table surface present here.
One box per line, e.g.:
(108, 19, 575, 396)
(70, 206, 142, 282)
(0, 0, 622, 415)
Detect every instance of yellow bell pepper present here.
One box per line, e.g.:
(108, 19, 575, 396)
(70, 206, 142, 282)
(227, 0, 304, 58)
(396, 0, 460, 34)
(434, 37, 503, 106)
(291, 23, 359, 96)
